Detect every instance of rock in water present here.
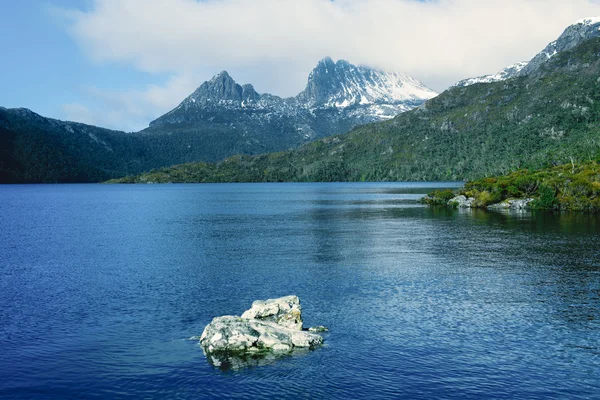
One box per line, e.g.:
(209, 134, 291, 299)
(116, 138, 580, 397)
(200, 316, 323, 354)
(487, 198, 534, 210)
(241, 295, 303, 330)
(308, 326, 329, 332)
(199, 296, 325, 369)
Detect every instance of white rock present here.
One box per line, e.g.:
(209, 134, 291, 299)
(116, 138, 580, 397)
(200, 315, 322, 354)
(488, 198, 534, 210)
(241, 295, 303, 330)
(199, 296, 325, 360)
(448, 195, 476, 208)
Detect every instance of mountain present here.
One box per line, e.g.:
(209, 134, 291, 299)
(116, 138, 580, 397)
(111, 32, 600, 183)
(455, 16, 600, 87)
(519, 16, 600, 76)
(0, 59, 435, 183)
(297, 57, 437, 113)
(153, 58, 436, 125)
(143, 58, 436, 162)
(0, 107, 156, 183)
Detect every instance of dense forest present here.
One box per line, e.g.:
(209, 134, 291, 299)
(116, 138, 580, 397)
(109, 38, 600, 184)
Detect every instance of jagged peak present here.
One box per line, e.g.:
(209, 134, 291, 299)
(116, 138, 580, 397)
(241, 84, 260, 103)
(300, 57, 437, 108)
(317, 56, 335, 65)
(518, 15, 600, 76)
(211, 70, 233, 81)
(183, 70, 244, 104)
(149, 58, 437, 127)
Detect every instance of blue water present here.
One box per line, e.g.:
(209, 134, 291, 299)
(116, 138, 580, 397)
(1, 183, 599, 399)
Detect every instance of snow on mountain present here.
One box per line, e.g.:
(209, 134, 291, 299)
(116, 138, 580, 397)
(151, 58, 437, 127)
(519, 16, 600, 76)
(454, 62, 528, 88)
(298, 57, 437, 111)
(454, 16, 600, 88)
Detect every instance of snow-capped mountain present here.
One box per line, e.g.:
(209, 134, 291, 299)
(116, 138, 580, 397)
(152, 57, 437, 127)
(455, 16, 600, 87)
(146, 58, 436, 162)
(297, 57, 437, 111)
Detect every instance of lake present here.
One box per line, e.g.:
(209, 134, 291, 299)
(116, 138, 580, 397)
(0, 183, 599, 399)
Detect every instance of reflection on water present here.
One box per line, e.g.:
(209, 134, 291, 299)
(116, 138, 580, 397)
(204, 347, 314, 371)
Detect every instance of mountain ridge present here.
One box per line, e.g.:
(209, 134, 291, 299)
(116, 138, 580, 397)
(141, 57, 437, 166)
(150, 57, 437, 127)
(110, 35, 600, 183)
(455, 16, 600, 87)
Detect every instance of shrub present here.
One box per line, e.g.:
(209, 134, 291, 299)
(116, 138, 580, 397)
(422, 189, 457, 206)
(532, 184, 558, 209)
(474, 190, 502, 207)
(506, 185, 521, 198)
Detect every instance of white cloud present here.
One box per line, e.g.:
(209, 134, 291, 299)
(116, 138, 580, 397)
(62, 74, 201, 131)
(60, 0, 600, 130)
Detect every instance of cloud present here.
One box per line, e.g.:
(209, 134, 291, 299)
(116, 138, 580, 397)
(60, 0, 600, 130)
(62, 74, 200, 131)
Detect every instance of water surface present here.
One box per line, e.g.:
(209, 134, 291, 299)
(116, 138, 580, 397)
(0, 183, 599, 399)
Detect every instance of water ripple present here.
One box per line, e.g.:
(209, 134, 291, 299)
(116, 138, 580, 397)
(1, 183, 599, 399)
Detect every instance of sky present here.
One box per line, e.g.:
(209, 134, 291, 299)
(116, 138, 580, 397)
(1, 0, 600, 132)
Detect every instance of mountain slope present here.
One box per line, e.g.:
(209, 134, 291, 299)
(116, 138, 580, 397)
(111, 37, 600, 183)
(0, 107, 153, 183)
(520, 17, 600, 76)
(456, 17, 600, 87)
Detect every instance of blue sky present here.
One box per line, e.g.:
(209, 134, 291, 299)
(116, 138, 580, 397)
(2, 0, 600, 132)
(0, 1, 171, 131)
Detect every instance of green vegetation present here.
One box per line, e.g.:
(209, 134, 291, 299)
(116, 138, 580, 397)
(0, 109, 154, 183)
(420, 189, 456, 206)
(423, 160, 600, 212)
(108, 38, 600, 185)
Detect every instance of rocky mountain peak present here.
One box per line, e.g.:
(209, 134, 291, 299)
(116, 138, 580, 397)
(576, 16, 600, 26)
(172, 72, 262, 109)
(298, 57, 437, 108)
(519, 16, 600, 76)
(150, 57, 437, 127)
(188, 70, 243, 104)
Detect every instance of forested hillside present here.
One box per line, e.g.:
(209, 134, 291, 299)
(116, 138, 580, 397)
(0, 108, 156, 183)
